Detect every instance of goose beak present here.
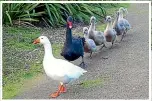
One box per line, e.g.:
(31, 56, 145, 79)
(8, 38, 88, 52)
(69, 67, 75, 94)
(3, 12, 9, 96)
(33, 38, 40, 44)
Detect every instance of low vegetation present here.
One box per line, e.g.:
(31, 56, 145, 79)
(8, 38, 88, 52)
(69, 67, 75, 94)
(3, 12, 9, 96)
(3, 3, 129, 27)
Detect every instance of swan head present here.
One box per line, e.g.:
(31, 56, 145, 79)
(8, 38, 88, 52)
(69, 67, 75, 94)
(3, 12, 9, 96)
(33, 36, 50, 45)
(67, 16, 73, 29)
(90, 16, 96, 24)
(83, 27, 88, 35)
(105, 16, 112, 22)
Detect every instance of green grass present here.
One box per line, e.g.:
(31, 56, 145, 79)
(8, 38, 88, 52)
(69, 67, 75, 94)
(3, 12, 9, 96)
(96, 23, 107, 32)
(3, 83, 23, 99)
(4, 27, 41, 50)
(3, 61, 44, 99)
(105, 3, 130, 16)
(52, 43, 63, 58)
(81, 78, 103, 88)
(3, 43, 62, 99)
(2, 26, 63, 99)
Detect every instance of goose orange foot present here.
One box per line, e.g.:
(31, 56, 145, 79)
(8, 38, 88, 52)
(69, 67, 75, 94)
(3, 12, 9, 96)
(50, 92, 60, 98)
(60, 85, 67, 93)
(50, 83, 66, 98)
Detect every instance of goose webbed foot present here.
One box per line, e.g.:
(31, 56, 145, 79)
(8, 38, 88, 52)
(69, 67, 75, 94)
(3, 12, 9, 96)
(50, 83, 66, 98)
(50, 92, 60, 98)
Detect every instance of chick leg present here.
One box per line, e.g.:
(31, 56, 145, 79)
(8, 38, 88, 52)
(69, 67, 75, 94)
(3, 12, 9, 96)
(111, 42, 114, 48)
(100, 43, 107, 50)
(89, 52, 92, 59)
(111, 38, 115, 49)
(121, 32, 126, 41)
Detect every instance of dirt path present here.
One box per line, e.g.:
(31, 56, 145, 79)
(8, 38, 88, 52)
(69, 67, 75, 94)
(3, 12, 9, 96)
(14, 3, 149, 99)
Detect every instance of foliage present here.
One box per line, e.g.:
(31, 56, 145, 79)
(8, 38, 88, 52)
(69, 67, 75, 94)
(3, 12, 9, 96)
(3, 3, 119, 27)
(3, 3, 45, 26)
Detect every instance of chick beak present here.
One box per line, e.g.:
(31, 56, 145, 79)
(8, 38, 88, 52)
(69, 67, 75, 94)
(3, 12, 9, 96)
(33, 38, 40, 44)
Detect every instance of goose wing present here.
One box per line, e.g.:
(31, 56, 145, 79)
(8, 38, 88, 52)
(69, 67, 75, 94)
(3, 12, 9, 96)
(52, 59, 87, 79)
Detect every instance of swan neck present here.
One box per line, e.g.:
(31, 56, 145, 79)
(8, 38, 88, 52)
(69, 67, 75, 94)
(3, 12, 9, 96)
(66, 24, 72, 45)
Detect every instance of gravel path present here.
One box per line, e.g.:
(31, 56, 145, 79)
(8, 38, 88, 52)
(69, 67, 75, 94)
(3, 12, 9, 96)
(14, 3, 149, 99)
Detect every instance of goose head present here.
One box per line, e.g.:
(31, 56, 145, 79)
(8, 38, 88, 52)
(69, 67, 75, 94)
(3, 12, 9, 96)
(106, 16, 112, 22)
(67, 16, 73, 29)
(90, 16, 96, 24)
(33, 36, 50, 45)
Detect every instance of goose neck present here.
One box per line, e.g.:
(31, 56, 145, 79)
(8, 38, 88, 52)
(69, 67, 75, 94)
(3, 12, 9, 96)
(43, 43, 54, 59)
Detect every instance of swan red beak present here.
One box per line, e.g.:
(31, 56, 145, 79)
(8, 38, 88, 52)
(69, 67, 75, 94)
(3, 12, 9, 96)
(68, 21, 72, 29)
(33, 38, 40, 44)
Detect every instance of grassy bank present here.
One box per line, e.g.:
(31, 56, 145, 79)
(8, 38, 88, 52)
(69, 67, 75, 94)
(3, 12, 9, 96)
(2, 27, 63, 99)
(3, 3, 130, 99)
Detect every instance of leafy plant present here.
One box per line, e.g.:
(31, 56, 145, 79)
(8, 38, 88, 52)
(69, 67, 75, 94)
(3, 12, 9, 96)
(3, 3, 45, 26)
(3, 3, 118, 27)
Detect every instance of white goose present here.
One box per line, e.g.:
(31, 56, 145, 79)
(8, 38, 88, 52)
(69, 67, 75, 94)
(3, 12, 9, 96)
(33, 36, 87, 98)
